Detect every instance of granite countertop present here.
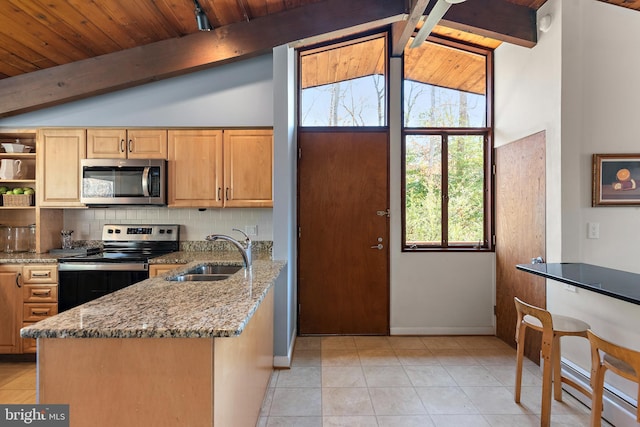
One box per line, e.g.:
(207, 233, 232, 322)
(516, 262, 640, 305)
(0, 252, 62, 263)
(21, 255, 286, 339)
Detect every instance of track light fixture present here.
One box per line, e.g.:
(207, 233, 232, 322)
(194, 0, 212, 31)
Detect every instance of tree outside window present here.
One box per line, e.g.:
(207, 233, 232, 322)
(403, 38, 493, 251)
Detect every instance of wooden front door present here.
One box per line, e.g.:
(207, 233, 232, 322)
(495, 131, 546, 362)
(298, 130, 389, 335)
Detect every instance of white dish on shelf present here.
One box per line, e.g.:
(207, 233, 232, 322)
(1, 143, 30, 153)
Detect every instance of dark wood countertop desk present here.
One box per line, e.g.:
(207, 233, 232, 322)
(516, 263, 640, 306)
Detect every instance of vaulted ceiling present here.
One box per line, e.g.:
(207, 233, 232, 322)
(0, 0, 638, 118)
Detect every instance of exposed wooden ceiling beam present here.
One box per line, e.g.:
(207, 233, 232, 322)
(394, 0, 536, 55)
(440, 0, 537, 48)
(0, 0, 406, 118)
(0, 0, 538, 118)
(391, 0, 431, 57)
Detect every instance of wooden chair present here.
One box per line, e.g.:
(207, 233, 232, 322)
(514, 297, 592, 427)
(587, 329, 640, 427)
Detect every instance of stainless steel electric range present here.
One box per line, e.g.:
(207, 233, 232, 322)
(57, 224, 180, 312)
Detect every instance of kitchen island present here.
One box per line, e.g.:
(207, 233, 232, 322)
(21, 257, 285, 427)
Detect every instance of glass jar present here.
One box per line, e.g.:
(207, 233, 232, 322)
(28, 224, 36, 253)
(6, 225, 30, 253)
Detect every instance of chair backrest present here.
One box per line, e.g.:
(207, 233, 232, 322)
(587, 329, 640, 383)
(514, 296, 553, 331)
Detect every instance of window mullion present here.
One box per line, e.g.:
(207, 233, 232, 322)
(442, 134, 448, 247)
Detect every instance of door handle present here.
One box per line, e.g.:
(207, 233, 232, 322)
(371, 243, 383, 250)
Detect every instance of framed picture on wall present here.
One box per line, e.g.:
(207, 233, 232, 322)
(592, 153, 640, 206)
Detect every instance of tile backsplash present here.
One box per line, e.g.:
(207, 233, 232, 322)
(63, 207, 273, 242)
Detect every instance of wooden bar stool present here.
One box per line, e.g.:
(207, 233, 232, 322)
(587, 329, 640, 427)
(514, 297, 592, 427)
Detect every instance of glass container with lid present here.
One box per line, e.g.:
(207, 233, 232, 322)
(6, 225, 30, 253)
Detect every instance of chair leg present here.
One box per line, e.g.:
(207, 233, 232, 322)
(515, 323, 527, 403)
(540, 354, 554, 427)
(590, 365, 606, 427)
(553, 334, 563, 401)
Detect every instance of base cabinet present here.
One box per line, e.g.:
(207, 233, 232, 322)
(0, 264, 58, 354)
(37, 288, 274, 427)
(0, 267, 23, 354)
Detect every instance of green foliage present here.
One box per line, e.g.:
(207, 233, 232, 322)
(404, 87, 486, 247)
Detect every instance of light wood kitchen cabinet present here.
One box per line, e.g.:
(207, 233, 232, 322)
(149, 264, 183, 277)
(37, 128, 86, 207)
(21, 264, 58, 354)
(167, 129, 272, 208)
(87, 129, 167, 159)
(223, 129, 273, 207)
(0, 266, 23, 354)
(0, 264, 59, 354)
(168, 129, 223, 207)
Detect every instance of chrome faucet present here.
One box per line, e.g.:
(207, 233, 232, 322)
(205, 228, 252, 268)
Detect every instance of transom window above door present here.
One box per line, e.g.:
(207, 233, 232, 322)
(299, 33, 387, 127)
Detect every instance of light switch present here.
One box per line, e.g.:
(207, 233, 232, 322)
(587, 222, 600, 239)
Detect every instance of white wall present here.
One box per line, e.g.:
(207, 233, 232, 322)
(0, 54, 274, 127)
(551, 0, 640, 401)
(496, 0, 640, 405)
(494, 0, 562, 262)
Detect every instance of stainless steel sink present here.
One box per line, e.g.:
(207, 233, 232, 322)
(185, 265, 242, 275)
(166, 264, 242, 282)
(170, 274, 231, 282)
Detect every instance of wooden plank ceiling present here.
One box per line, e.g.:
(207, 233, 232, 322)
(0, 0, 638, 117)
(301, 26, 495, 94)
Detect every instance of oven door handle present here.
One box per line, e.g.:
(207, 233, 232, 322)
(59, 263, 149, 272)
(142, 166, 151, 197)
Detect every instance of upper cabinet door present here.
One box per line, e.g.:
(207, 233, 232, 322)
(223, 129, 273, 208)
(127, 130, 167, 159)
(86, 129, 127, 159)
(167, 130, 223, 208)
(37, 128, 86, 207)
(87, 129, 167, 159)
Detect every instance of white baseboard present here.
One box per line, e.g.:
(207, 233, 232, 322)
(273, 329, 296, 368)
(561, 358, 638, 427)
(390, 326, 495, 336)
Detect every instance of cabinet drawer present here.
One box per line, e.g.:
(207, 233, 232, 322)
(23, 284, 58, 303)
(21, 322, 37, 354)
(23, 303, 58, 322)
(23, 265, 58, 284)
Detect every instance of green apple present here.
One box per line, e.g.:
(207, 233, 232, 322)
(23, 189, 34, 195)
(12, 188, 23, 194)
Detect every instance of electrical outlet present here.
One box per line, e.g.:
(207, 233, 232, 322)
(564, 284, 577, 293)
(245, 225, 258, 236)
(587, 222, 600, 239)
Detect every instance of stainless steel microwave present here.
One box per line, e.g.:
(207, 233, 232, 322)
(80, 159, 166, 206)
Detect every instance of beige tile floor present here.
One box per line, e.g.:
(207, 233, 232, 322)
(257, 335, 612, 427)
(0, 336, 614, 426)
